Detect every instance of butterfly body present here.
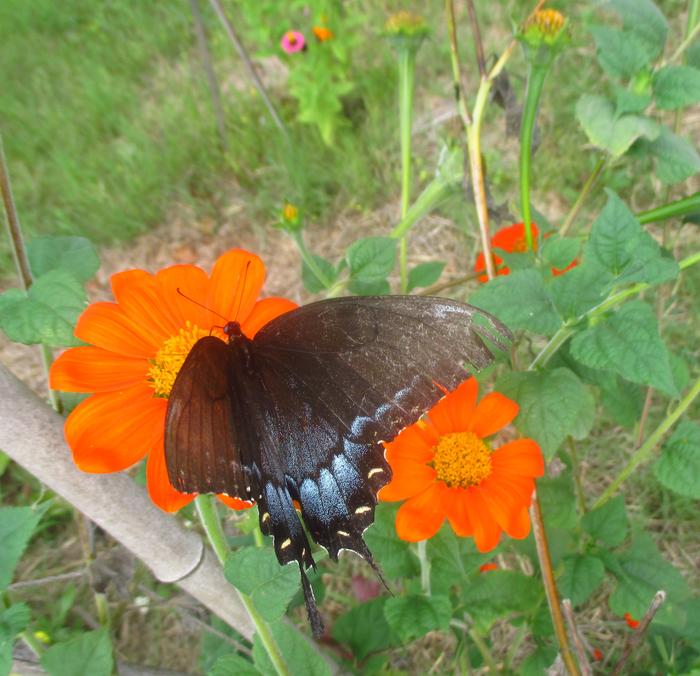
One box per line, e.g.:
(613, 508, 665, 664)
(164, 296, 512, 635)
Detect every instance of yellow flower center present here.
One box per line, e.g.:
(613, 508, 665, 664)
(147, 321, 210, 398)
(432, 431, 493, 488)
(532, 9, 565, 36)
(283, 203, 298, 220)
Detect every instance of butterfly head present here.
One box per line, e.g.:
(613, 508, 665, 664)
(223, 321, 243, 341)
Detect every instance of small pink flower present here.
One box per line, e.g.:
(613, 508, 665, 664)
(281, 30, 306, 54)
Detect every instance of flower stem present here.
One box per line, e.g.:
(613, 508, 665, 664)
(291, 231, 333, 290)
(530, 493, 581, 676)
(670, 19, 700, 63)
(417, 540, 431, 595)
(519, 62, 549, 251)
(637, 190, 700, 225)
(468, 628, 499, 673)
(560, 156, 607, 236)
(397, 48, 416, 292)
(195, 496, 290, 676)
(593, 376, 700, 510)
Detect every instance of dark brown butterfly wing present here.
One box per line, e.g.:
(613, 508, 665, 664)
(164, 336, 249, 499)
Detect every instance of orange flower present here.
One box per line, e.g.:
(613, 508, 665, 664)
(479, 562, 498, 573)
(49, 249, 296, 513)
(474, 222, 578, 282)
(312, 26, 334, 42)
(592, 649, 603, 661)
(624, 612, 640, 629)
(379, 378, 544, 551)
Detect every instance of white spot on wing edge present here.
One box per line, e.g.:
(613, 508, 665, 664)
(368, 467, 384, 478)
(280, 538, 292, 549)
(355, 506, 371, 514)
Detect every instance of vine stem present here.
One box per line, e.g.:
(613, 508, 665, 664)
(593, 376, 700, 509)
(560, 156, 607, 237)
(291, 231, 333, 290)
(195, 496, 291, 676)
(669, 19, 700, 63)
(417, 540, 431, 595)
(397, 48, 417, 293)
(519, 62, 549, 251)
(0, 133, 62, 414)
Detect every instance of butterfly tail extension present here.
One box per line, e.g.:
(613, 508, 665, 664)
(299, 565, 325, 638)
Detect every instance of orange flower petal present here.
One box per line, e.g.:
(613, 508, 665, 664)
(395, 482, 447, 542)
(478, 473, 532, 536)
(66, 385, 166, 472)
(384, 424, 436, 464)
(378, 459, 435, 502)
(463, 487, 502, 552)
(444, 486, 473, 536)
(111, 270, 182, 345)
(50, 347, 147, 393)
(208, 249, 265, 324)
(74, 302, 160, 358)
(217, 494, 255, 510)
(428, 377, 478, 433)
(241, 297, 298, 338)
(506, 506, 531, 539)
(156, 264, 214, 330)
(146, 440, 196, 513)
(469, 392, 519, 438)
(491, 439, 544, 477)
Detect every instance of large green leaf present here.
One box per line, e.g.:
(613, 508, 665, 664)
(584, 191, 678, 286)
(40, 629, 114, 676)
(384, 595, 451, 643)
(608, 535, 688, 619)
(653, 422, 700, 498)
(0, 602, 30, 676)
(590, 26, 651, 78)
(497, 368, 595, 459)
(346, 237, 396, 283)
(549, 261, 610, 320)
(301, 254, 336, 293)
(363, 503, 419, 579)
(26, 236, 99, 283)
(559, 555, 605, 606)
(576, 95, 659, 158)
(252, 622, 330, 676)
(461, 570, 542, 614)
(607, 0, 668, 61)
(331, 597, 399, 661)
(653, 65, 700, 110)
(647, 126, 700, 184)
(0, 506, 42, 590)
(0, 270, 86, 347)
(582, 496, 629, 547)
(470, 269, 561, 336)
(407, 261, 445, 292)
(570, 301, 677, 397)
(224, 547, 299, 623)
(208, 654, 261, 676)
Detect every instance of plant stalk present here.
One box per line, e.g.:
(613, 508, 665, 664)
(519, 62, 549, 251)
(560, 157, 607, 236)
(593, 376, 700, 509)
(195, 496, 290, 676)
(637, 190, 700, 225)
(291, 231, 333, 290)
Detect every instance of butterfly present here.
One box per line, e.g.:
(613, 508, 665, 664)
(164, 295, 511, 636)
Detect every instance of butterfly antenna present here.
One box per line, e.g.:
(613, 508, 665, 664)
(233, 260, 252, 323)
(299, 566, 325, 638)
(175, 288, 229, 323)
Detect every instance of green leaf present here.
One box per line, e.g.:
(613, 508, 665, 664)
(519, 646, 557, 675)
(615, 87, 652, 115)
(688, 40, 700, 69)
(426, 525, 491, 596)
(406, 261, 445, 292)
(570, 301, 677, 396)
(0, 270, 86, 347)
(538, 475, 577, 531)
(332, 597, 399, 661)
(470, 269, 561, 336)
(590, 26, 651, 78)
(346, 237, 396, 283)
(209, 654, 261, 676)
(26, 236, 99, 283)
(653, 65, 700, 110)
(496, 368, 595, 459)
(584, 191, 679, 287)
(576, 95, 659, 158)
(549, 261, 610, 320)
(41, 629, 114, 676)
(599, 376, 644, 429)
(653, 421, 700, 498)
(461, 570, 542, 614)
(224, 547, 299, 623)
(559, 555, 605, 606)
(363, 504, 419, 579)
(540, 236, 579, 271)
(301, 254, 336, 293)
(0, 506, 42, 590)
(607, 0, 668, 61)
(609, 534, 688, 619)
(384, 595, 451, 643)
(252, 622, 330, 676)
(347, 278, 390, 296)
(647, 126, 700, 184)
(0, 603, 30, 643)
